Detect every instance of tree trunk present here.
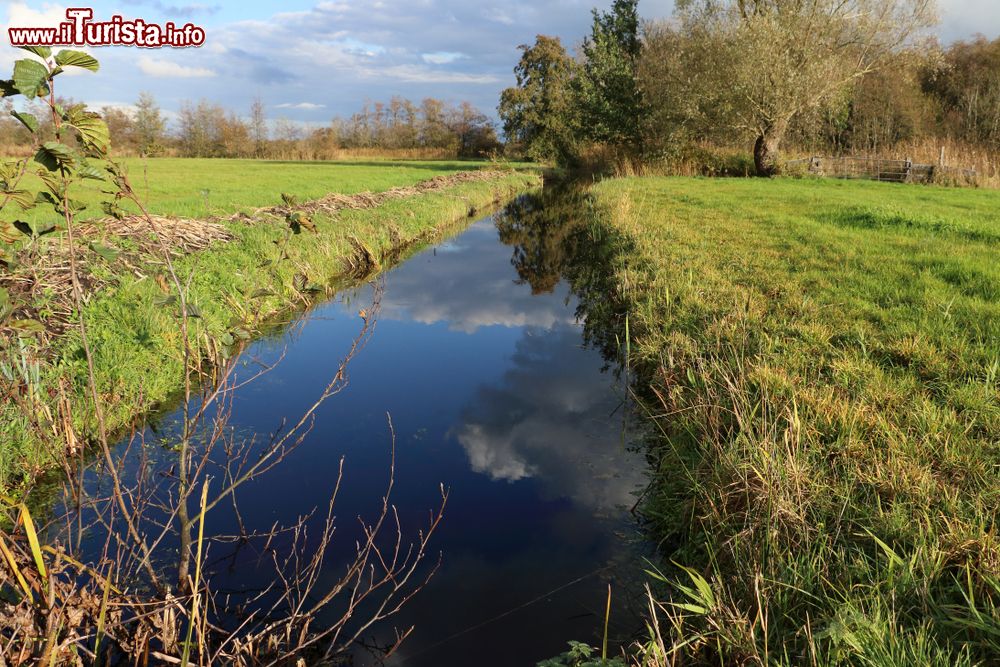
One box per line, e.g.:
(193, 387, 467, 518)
(753, 120, 788, 177)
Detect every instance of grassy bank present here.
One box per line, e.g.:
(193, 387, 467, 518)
(1, 164, 540, 488)
(584, 177, 999, 664)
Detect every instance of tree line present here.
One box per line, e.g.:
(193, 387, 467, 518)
(499, 0, 1000, 176)
(0, 94, 500, 159)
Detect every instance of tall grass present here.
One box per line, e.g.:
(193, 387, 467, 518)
(618, 139, 1000, 187)
(583, 177, 1000, 664)
(786, 138, 1000, 188)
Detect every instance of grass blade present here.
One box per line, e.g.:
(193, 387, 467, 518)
(0, 533, 33, 602)
(18, 503, 47, 584)
(181, 479, 210, 667)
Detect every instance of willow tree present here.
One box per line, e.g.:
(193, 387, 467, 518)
(674, 0, 937, 175)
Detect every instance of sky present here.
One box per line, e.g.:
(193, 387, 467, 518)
(1, 0, 997, 129)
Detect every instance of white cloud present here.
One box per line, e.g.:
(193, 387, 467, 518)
(377, 223, 573, 333)
(137, 56, 215, 78)
(276, 102, 326, 110)
(938, 0, 1000, 42)
(5, 2, 69, 32)
(454, 325, 648, 511)
(482, 7, 514, 25)
(367, 64, 499, 84)
(421, 51, 466, 64)
(89, 101, 138, 114)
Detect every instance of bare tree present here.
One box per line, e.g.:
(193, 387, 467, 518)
(134, 91, 166, 156)
(250, 96, 268, 158)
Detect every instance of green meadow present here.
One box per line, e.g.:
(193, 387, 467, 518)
(586, 176, 1000, 664)
(16, 157, 505, 221)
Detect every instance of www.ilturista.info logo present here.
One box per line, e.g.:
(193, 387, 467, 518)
(8, 8, 206, 48)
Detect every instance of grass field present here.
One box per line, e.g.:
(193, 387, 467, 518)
(1, 161, 539, 488)
(585, 177, 1000, 664)
(16, 157, 502, 221)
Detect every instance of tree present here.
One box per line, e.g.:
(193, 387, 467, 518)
(672, 0, 937, 175)
(448, 101, 501, 157)
(417, 98, 456, 150)
(273, 118, 303, 159)
(249, 96, 268, 158)
(835, 52, 933, 153)
(574, 0, 644, 150)
(102, 105, 136, 153)
(385, 96, 418, 148)
(498, 35, 580, 163)
(219, 112, 251, 157)
(134, 91, 165, 156)
(640, 21, 747, 157)
(178, 99, 227, 157)
(922, 36, 1000, 149)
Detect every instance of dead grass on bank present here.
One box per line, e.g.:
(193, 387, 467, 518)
(229, 168, 512, 222)
(0, 215, 232, 339)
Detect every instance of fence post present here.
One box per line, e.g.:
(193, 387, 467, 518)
(904, 157, 912, 183)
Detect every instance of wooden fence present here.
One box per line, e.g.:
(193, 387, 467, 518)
(785, 156, 978, 185)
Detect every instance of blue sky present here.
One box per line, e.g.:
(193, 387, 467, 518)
(2, 0, 997, 129)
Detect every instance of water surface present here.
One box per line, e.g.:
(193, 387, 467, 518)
(75, 195, 650, 665)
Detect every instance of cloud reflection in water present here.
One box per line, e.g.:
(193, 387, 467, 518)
(455, 324, 647, 513)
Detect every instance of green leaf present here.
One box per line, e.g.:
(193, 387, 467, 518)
(19, 46, 51, 59)
(12, 59, 50, 100)
(0, 287, 11, 321)
(101, 201, 127, 219)
(0, 80, 18, 98)
(3, 190, 35, 211)
(0, 221, 21, 244)
(35, 191, 59, 206)
(8, 319, 45, 336)
(670, 602, 709, 615)
(35, 168, 62, 195)
(13, 219, 57, 237)
(54, 50, 99, 72)
(88, 242, 119, 262)
(65, 108, 110, 154)
(65, 199, 87, 214)
(34, 142, 76, 172)
(77, 163, 105, 181)
(153, 294, 177, 307)
(10, 110, 38, 134)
